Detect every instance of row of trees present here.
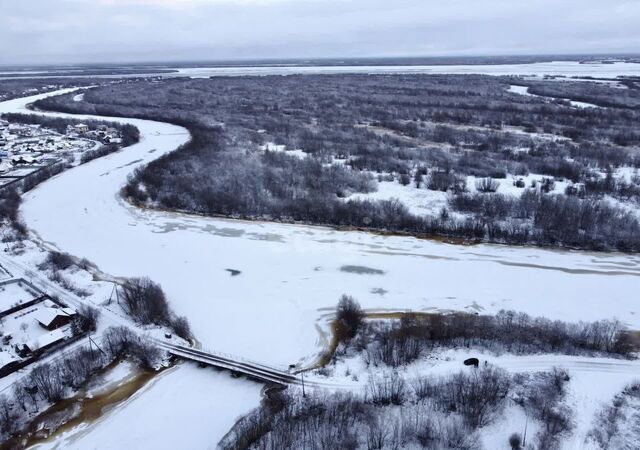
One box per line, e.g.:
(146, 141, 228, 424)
(352, 309, 635, 371)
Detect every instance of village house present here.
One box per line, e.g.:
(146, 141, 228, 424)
(11, 155, 40, 166)
(22, 329, 67, 354)
(74, 123, 89, 134)
(33, 306, 77, 330)
(0, 351, 19, 374)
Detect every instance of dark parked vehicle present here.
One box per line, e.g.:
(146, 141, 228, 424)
(464, 357, 480, 367)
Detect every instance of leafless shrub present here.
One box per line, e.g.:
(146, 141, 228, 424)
(101, 326, 160, 369)
(540, 177, 556, 193)
(59, 347, 105, 388)
(169, 315, 193, 341)
(425, 367, 511, 428)
(335, 295, 365, 344)
(587, 382, 640, 449)
(38, 251, 75, 271)
(102, 326, 137, 358)
(0, 394, 19, 436)
(411, 376, 435, 401)
(365, 333, 421, 368)
(428, 171, 467, 193)
(71, 304, 101, 334)
(356, 311, 635, 365)
(365, 416, 389, 450)
(366, 371, 407, 406)
(11, 381, 33, 414)
(475, 177, 500, 193)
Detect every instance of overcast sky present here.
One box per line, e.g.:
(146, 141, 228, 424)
(1, 0, 640, 66)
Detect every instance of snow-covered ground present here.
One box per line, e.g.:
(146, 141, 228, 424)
(30, 363, 262, 450)
(0, 279, 39, 311)
(346, 173, 573, 219)
(308, 348, 640, 450)
(348, 179, 450, 217)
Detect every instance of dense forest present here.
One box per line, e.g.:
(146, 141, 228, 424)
(35, 74, 640, 251)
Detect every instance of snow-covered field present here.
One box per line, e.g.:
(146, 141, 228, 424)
(1, 88, 639, 449)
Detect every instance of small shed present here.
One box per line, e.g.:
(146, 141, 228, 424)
(74, 124, 89, 134)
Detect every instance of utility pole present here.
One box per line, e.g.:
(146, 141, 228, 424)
(88, 331, 95, 363)
(523, 414, 528, 447)
(109, 281, 121, 305)
(87, 331, 107, 363)
(89, 333, 106, 356)
(289, 364, 306, 398)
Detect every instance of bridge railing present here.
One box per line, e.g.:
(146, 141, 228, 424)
(157, 341, 292, 374)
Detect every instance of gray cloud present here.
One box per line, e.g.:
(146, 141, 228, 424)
(1, 0, 639, 65)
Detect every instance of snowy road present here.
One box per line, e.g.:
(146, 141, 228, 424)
(1, 90, 638, 370)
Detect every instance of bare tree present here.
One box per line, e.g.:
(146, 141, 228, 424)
(120, 277, 170, 325)
(28, 363, 65, 402)
(0, 394, 18, 436)
(335, 295, 365, 343)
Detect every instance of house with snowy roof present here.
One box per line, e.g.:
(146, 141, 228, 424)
(0, 351, 19, 373)
(23, 329, 66, 353)
(33, 307, 76, 330)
